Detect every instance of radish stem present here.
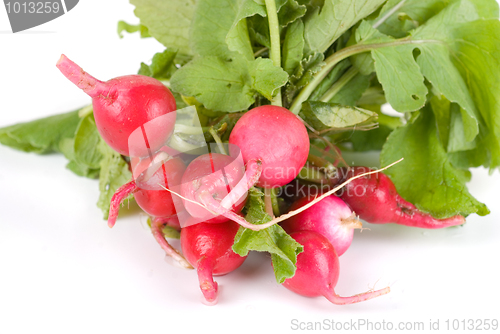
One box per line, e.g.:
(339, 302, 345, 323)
(264, 187, 274, 218)
(208, 126, 227, 155)
(265, 0, 282, 107)
(151, 217, 193, 269)
(271, 188, 280, 217)
(320, 67, 359, 102)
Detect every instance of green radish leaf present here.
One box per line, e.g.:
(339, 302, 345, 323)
(369, 0, 448, 38)
(130, 0, 196, 55)
(446, 105, 477, 153)
(300, 101, 377, 131)
(429, 93, 452, 150)
(59, 137, 100, 179)
(248, 14, 271, 48)
(97, 141, 133, 219)
(350, 125, 394, 152)
(170, 56, 287, 112)
(138, 49, 178, 80)
(73, 114, 103, 169)
(0, 109, 81, 154)
(278, 0, 307, 27)
(429, 94, 477, 153)
(353, 0, 497, 144)
(414, 43, 478, 141)
(232, 188, 303, 283)
(446, 19, 500, 170)
(356, 21, 428, 112)
(370, 0, 497, 39)
(225, 0, 304, 59)
(282, 19, 305, 75)
(380, 107, 489, 219)
(249, 58, 289, 101)
(191, 0, 253, 60)
(353, 0, 498, 75)
(284, 52, 324, 106)
(66, 160, 100, 179)
(304, 0, 386, 54)
(350, 111, 403, 152)
(226, 0, 267, 60)
(117, 21, 150, 38)
(327, 71, 371, 106)
(171, 56, 254, 112)
(309, 59, 350, 101)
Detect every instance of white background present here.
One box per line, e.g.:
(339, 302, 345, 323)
(1, 1, 499, 333)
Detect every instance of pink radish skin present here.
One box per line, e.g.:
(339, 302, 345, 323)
(106, 157, 188, 268)
(181, 221, 247, 305)
(56, 54, 176, 156)
(107, 156, 186, 228)
(229, 105, 309, 189)
(281, 195, 361, 256)
(181, 153, 246, 224)
(134, 156, 186, 218)
(336, 167, 466, 229)
(283, 231, 390, 305)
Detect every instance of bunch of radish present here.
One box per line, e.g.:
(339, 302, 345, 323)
(57, 55, 466, 306)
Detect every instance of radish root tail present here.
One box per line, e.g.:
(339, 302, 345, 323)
(323, 286, 390, 305)
(108, 181, 138, 228)
(196, 260, 219, 305)
(151, 217, 193, 269)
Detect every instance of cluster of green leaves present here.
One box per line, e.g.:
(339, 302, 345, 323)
(129, 0, 499, 220)
(360, 0, 500, 219)
(0, 107, 132, 219)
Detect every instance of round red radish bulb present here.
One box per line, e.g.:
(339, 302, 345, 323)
(56, 54, 177, 156)
(181, 152, 247, 224)
(281, 195, 361, 256)
(283, 230, 390, 305)
(336, 167, 466, 229)
(134, 156, 186, 218)
(181, 221, 247, 305)
(107, 154, 189, 268)
(107, 155, 186, 228)
(229, 105, 309, 189)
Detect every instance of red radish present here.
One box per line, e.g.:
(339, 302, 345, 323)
(56, 54, 177, 156)
(134, 155, 186, 218)
(281, 195, 361, 256)
(106, 155, 188, 268)
(180, 152, 247, 225)
(107, 155, 186, 227)
(228, 105, 309, 189)
(214, 105, 310, 223)
(282, 230, 390, 305)
(181, 221, 247, 305)
(336, 167, 466, 229)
